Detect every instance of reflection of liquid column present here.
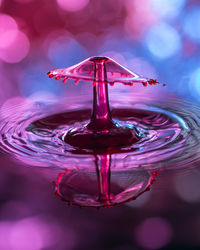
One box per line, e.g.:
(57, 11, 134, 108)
(96, 154, 111, 203)
(54, 157, 157, 208)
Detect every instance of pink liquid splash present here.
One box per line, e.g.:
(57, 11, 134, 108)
(47, 56, 161, 207)
(48, 56, 163, 150)
(0, 56, 197, 208)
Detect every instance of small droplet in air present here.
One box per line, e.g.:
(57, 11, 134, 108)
(143, 82, 148, 87)
(74, 79, 79, 85)
(63, 78, 68, 83)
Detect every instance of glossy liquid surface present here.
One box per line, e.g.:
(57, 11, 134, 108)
(0, 95, 198, 207)
(0, 97, 196, 170)
(0, 57, 196, 207)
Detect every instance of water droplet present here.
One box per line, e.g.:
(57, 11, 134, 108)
(74, 79, 79, 85)
(143, 82, 148, 87)
(63, 78, 68, 83)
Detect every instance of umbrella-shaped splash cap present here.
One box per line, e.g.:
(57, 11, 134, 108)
(47, 56, 161, 151)
(47, 56, 160, 86)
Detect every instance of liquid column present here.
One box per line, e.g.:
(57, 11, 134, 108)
(87, 57, 116, 131)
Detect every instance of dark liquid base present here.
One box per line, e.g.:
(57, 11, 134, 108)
(64, 123, 139, 149)
(30, 107, 179, 155)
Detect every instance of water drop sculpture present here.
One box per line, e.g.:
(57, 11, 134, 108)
(48, 56, 160, 150)
(0, 56, 195, 209)
(47, 56, 160, 207)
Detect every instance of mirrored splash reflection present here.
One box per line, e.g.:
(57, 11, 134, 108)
(0, 96, 199, 171)
(54, 156, 157, 208)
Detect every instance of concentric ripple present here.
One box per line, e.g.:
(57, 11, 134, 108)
(0, 96, 199, 171)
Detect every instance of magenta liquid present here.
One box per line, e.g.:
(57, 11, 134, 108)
(0, 56, 195, 208)
(47, 56, 163, 207)
(63, 57, 140, 150)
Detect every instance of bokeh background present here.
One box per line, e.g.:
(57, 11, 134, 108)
(1, 0, 200, 249)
